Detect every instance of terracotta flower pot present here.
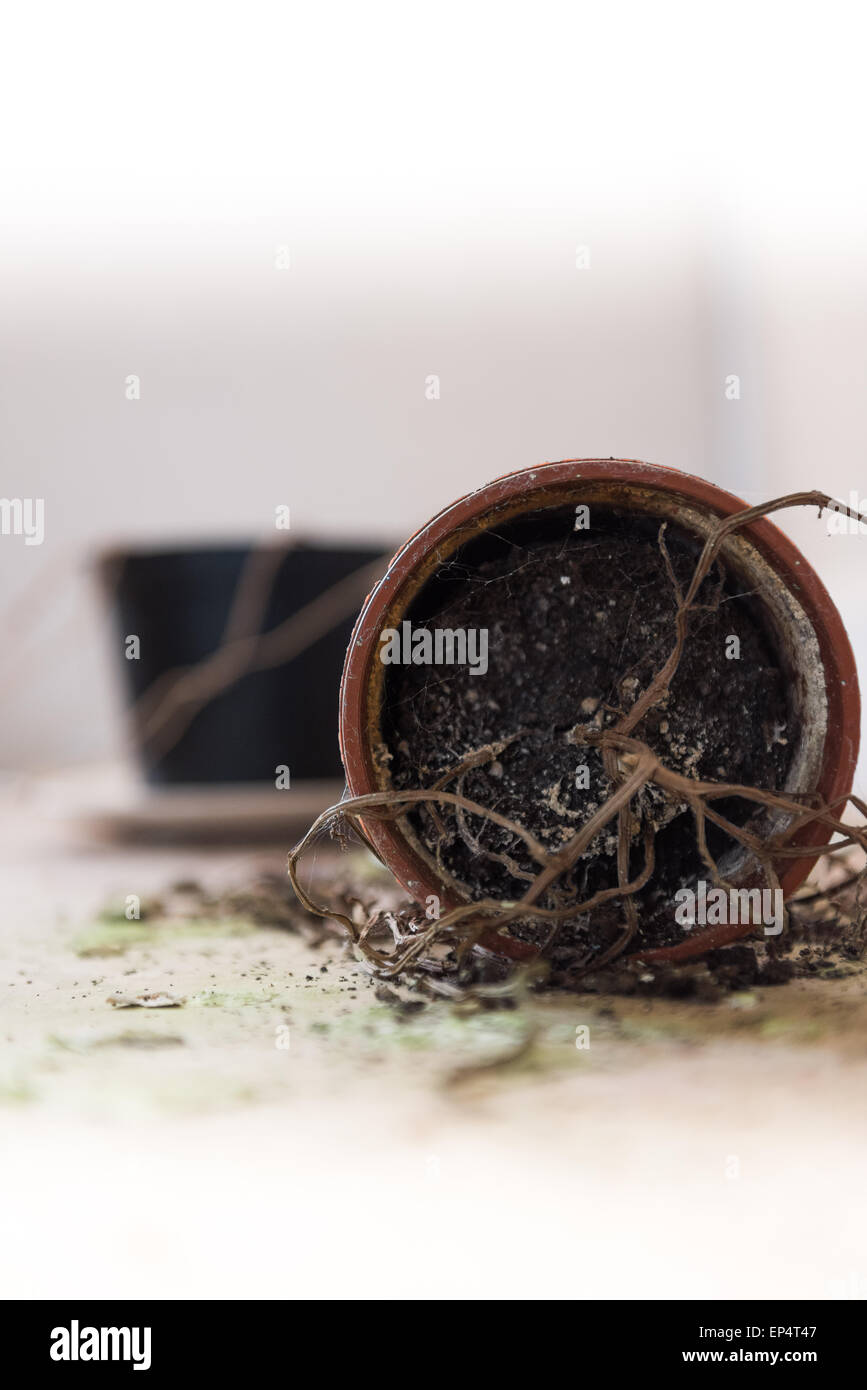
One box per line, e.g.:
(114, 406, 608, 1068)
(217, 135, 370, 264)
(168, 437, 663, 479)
(339, 460, 860, 964)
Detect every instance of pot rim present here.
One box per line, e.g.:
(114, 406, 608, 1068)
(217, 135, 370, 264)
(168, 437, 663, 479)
(339, 459, 861, 963)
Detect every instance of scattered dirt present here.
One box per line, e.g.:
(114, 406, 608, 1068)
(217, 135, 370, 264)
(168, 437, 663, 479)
(107, 990, 186, 1009)
(91, 846, 865, 1018)
(96, 863, 851, 1012)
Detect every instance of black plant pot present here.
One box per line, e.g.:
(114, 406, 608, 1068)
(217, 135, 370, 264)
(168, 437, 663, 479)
(104, 542, 386, 786)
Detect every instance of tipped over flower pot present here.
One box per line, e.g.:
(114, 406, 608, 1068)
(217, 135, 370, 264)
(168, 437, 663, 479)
(333, 460, 861, 974)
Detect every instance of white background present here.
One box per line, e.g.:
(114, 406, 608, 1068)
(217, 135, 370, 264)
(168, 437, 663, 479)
(1, 0, 866, 782)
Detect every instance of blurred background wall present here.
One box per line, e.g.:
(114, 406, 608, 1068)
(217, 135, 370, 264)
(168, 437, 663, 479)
(1, 1, 865, 789)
